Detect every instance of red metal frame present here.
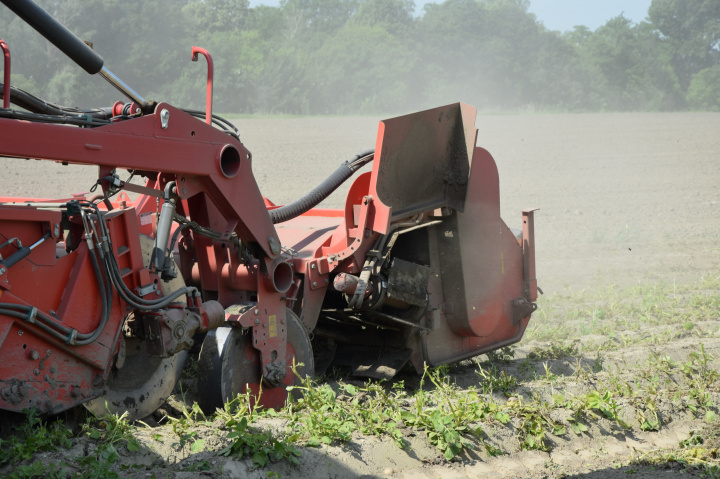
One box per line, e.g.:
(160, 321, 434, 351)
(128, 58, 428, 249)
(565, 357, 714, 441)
(1, 39, 9, 109)
(191, 47, 213, 125)
(0, 91, 538, 414)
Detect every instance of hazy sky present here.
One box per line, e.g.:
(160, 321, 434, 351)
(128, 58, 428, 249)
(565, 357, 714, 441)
(248, 0, 654, 32)
(527, 0, 652, 32)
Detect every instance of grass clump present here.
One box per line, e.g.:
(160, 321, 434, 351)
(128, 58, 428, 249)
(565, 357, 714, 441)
(0, 409, 72, 467)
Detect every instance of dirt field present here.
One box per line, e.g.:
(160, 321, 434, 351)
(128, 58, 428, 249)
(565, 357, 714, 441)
(1, 111, 719, 478)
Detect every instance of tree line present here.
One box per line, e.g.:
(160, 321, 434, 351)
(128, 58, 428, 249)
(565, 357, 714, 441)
(1, 0, 719, 114)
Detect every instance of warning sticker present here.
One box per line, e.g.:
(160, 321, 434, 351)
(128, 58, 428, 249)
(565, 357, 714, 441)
(139, 212, 153, 226)
(268, 315, 277, 338)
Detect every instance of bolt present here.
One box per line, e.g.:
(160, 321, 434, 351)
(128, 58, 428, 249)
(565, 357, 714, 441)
(160, 109, 170, 129)
(268, 237, 281, 255)
(29, 350, 39, 360)
(254, 309, 259, 315)
(44, 374, 50, 381)
(46, 350, 51, 356)
(53, 224, 60, 236)
(49, 310, 55, 316)
(262, 323, 266, 328)
(312, 281, 317, 287)
(0, 267, 5, 275)
(255, 318, 260, 325)
(17, 330, 22, 336)
(182, 187, 187, 194)
(310, 264, 315, 270)
(281, 319, 285, 324)
(324, 278, 329, 284)
(33, 368, 39, 375)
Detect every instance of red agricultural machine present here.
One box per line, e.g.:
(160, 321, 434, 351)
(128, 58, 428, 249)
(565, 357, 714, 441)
(0, 0, 537, 420)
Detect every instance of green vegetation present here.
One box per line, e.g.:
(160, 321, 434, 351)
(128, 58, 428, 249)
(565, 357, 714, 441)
(2, 272, 719, 477)
(1, 0, 719, 114)
(528, 273, 720, 350)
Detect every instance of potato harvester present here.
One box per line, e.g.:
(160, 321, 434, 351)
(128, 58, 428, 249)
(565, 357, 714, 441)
(0, 0, 538, 419)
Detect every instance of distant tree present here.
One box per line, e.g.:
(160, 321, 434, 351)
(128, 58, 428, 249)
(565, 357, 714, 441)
(183, 0, 250, 33)
(350, 0, 415, 37)
(648, 0, 720, 90)
(280, 0, 359, 38)
(686, 66, 720, 110)
(580, 16, 680, 110)
(307, 24, 417, 113)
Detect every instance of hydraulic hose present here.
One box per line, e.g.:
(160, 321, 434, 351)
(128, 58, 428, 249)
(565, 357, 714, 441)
(269, 149, 374, 224)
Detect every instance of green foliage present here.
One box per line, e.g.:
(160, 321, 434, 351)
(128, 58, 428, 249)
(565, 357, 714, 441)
(1, 0, 717, 113)
(528, 342, 578, 360)
(83, 410, 140, 453)
(0, 409, 72, 466)
(687, 65, 720, 110)
(219, 416, 301, 469)
(168, 399, 212, 453)
(475, 364, 518, 396)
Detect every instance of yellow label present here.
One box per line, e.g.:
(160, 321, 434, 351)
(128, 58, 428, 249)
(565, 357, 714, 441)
(268, 315, 277, 338)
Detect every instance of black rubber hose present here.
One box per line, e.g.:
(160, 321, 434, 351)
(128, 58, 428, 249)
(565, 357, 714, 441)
(0, 83, 114, 119)
(269, 149, 374, 224)
(0, 308, 70, 342)
(74, 243, 109, 344)
(1, 0, 104, 74)
(0, 83, 63, 115)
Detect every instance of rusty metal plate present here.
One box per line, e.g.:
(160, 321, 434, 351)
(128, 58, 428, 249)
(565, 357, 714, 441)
(372, 103, 477, 218)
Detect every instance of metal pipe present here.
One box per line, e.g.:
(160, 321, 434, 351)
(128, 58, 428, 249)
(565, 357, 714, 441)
(191, 47, 213, 125)
(0, 39, 9, 109)
(98, 66, 147, 109)
(152, 182, 177, 271)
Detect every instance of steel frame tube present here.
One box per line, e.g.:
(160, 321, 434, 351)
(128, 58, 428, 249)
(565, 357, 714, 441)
(98, 66, 147, 109)
(0, 40, 9, 109)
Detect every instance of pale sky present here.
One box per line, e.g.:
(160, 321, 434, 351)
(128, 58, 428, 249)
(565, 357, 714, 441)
(527, 0, 652, 32)
(248, 0, 654, 32)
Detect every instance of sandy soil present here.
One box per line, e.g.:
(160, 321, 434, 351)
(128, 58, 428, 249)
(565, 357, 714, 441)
(1, 111, 719, 478)
(6, 111, 716, 293)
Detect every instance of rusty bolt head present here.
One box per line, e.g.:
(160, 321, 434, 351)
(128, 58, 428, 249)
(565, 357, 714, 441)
(310, 264, 315, 270)
(312, 281, 317, 287)
(0, 267, 5, 275)
(268, 237, 281, 255)
(33, 369, 39, 375)
(46, 350, 51, 356)
(254, 308, 259, 315)
(255, 318, 260, 325)
(29, 350, 40, 360)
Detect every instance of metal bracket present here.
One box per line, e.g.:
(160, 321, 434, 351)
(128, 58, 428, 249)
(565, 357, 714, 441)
(136, 283, 158, 297)
(160, 109, 170, 129)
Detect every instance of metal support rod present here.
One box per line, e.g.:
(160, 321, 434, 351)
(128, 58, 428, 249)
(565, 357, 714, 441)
(0, 39, 10, 109)
(522, 208, 539, 302)
(152, 182, 177, 271)
(191, 47, 213, 125)
(98, 66, 147, 109)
